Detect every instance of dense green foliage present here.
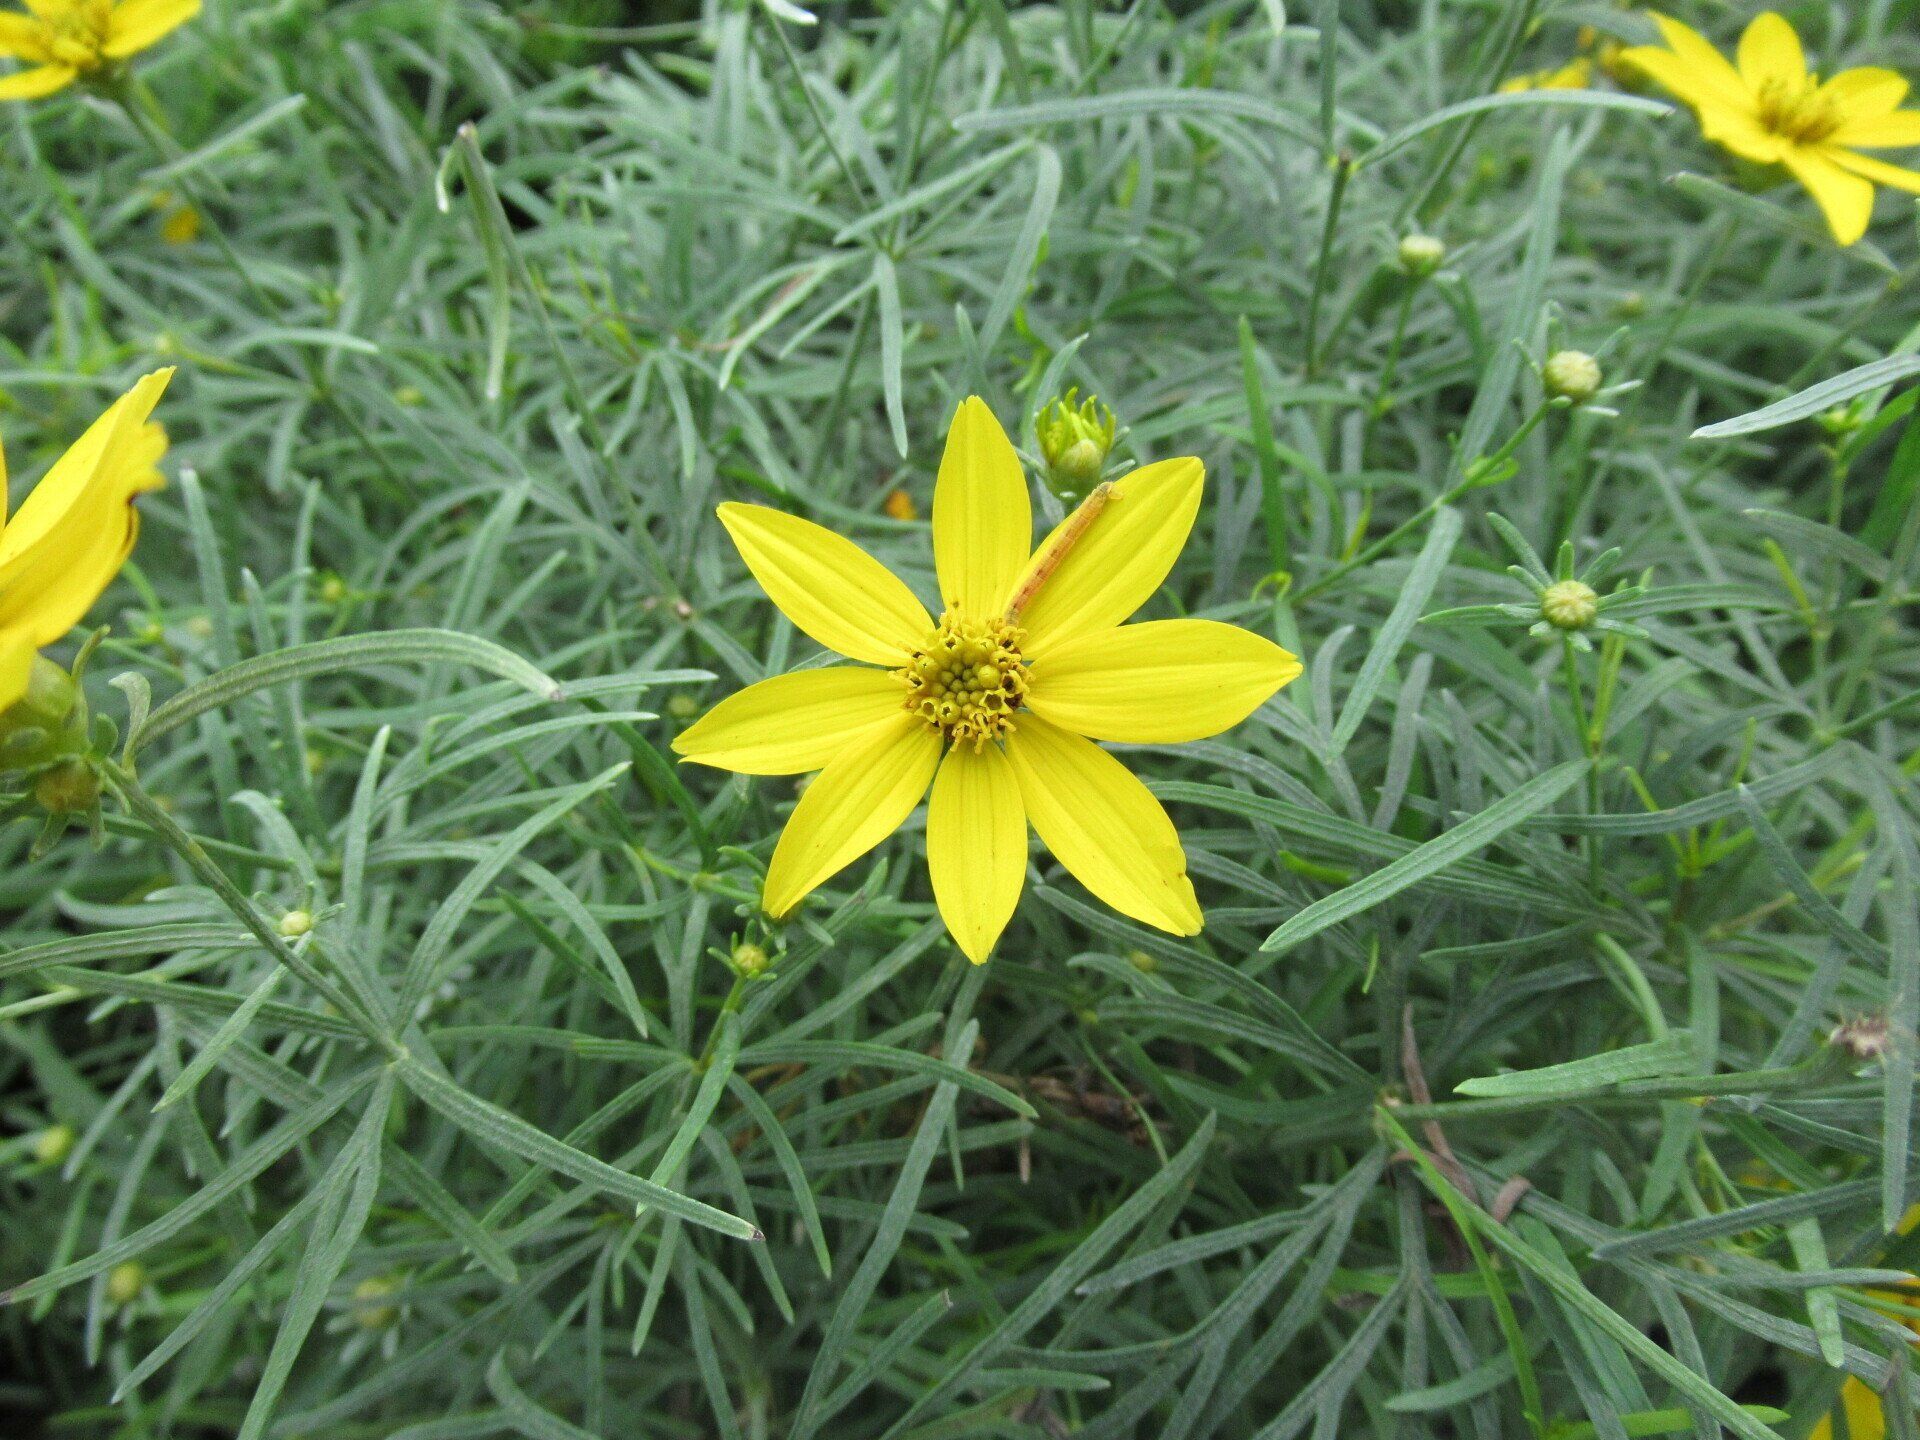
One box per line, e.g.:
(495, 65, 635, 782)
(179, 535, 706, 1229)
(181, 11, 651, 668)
(4, 1, 1920, 1436)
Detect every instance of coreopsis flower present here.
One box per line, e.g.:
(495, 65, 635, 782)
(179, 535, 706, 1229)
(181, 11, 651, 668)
(1620, 11, 1920, 246)
(674, 398, 1302, 962)
(1499, 57, 1593, 93)
(0, 0, 200, 101)
(0, 370, 172, 716)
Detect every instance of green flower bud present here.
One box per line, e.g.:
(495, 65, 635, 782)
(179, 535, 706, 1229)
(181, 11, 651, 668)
(732, 941, 770, 978)
(107, 1261, 145, 1306)
(1540, 579, 1600, 631)
(353, 1275, 403, 1329)
(1036, 389, 1119, 505)
(279, 909, 314, 939)
(33, 1123, 76, 1166)
(667, 694, 701, 721)
(1542, 350, 1603, 405)
(1397, 233, 1446, 277)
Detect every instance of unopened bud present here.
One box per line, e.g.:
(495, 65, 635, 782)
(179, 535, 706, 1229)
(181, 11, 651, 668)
(1539, 579, 1599, 631)
(1543, 350, 1603, 405)
(278, 910, 313, 939)
(1036, 389, 1119, 505)
(667, 694, 701, 721)
(883, 488, 918, 522)
(1397, 234, 1446, 277)
(353, 1275, 402, 1329)
(107, 1262, 145, 1306)
(731, 941, 770, 978)
(33, 1124, 76, 1166)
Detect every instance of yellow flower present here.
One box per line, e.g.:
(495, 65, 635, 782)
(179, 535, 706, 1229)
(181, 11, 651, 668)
(1811, 1204, 1920, 1440)
(0, 369, 172, 714)
(1620, 11, 1920, 246)
(0, 0, 200, 101)
(674, 398, 1302, 963)
(1499, 57, 1594, 93)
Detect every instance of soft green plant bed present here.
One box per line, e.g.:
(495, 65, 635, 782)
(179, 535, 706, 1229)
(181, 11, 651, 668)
(2, 1, 1919, 1436)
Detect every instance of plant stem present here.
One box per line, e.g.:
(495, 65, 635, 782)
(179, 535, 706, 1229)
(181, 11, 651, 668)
(99, 757, 397, 1051)
(1304, 154, 1355, 377)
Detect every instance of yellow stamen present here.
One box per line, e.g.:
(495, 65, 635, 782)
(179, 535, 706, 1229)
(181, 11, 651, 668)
(895, 611, 1028, 749)
(1756, 76, 1843, 145)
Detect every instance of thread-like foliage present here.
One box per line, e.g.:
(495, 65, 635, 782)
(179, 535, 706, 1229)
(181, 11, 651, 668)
(2, 2, 1919, 1437)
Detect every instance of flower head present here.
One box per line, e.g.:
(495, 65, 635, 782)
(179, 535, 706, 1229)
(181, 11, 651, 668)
(1396, 233, 1446, 277)
(1620, 11, 1920, 245)
(674, 398, 1302, 962)
(1542, 349, 1603, 405)
(0, 370, 172, 717)
(0, 0, 199, 101)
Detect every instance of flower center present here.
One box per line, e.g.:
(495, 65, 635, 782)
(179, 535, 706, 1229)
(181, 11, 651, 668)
(895, 611, 1028, 748)
(39, 1, 111, 67)
(1756, 76, 1841, 145)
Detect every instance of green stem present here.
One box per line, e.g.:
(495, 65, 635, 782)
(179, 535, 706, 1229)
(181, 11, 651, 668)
(99, 757, 397, 1052)
(1303, 155, 1355, 377)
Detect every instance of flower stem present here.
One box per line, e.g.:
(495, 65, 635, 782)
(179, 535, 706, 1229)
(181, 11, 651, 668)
(98, 756, 398, 1052)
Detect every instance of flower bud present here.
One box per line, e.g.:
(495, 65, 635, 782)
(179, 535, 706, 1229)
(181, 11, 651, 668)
(732, 941, 770, 978)
(1539, 579, 1600, 631)
(353, 1275, 402, 1329)
(33, 1123, 76, 1166)
(883, 488, 918, 521)
(1543, 350, 1603, 405)
(1036, 389, 1118, 505)
(279, 909, 314, 939)
(107, 1261, 146, 1306)
(1397, 234, 1446, 277)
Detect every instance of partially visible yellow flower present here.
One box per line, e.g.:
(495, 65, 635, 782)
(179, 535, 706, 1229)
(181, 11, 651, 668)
(1620, 11, 1920, 246)
(1500, 57, 1593, 94)
(1812, 1204, 1920, 1440)
(0, 370, 172, 714)
(674, 398, 1302, 963)
(0, 0, 200, 101)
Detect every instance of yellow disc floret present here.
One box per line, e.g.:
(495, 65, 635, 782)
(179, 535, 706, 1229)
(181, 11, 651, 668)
(1755, 76, 1843, 146)
(896, 611, 1028, 748)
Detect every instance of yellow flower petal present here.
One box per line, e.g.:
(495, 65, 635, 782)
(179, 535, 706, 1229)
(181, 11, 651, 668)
(1811, 1375, 1888, 1440)
(926, 742, 1026, 964)
(1829, 146, 1920, 194)
(104, 0, 200, 58)
(0, 370, 171, 644)
(1004, 712, 1201, 935)
(0, 62, 75, 99)
(1821, 67, 1911, 122)
(717, 502, 933, 667)
(1736, 12, 1805, 95)
(1783, 147, 1877, 244)
(1637, 13, 1755, 113)
(1696, 100, 1789, 163)
(932, 397, 1030, 620)
(1025, 618, 1301, 744)
(1011, 456, 1204, 661)
(672, 666, 905, 775)
(761, 713, 941, 917)
(0, 14, 50, 60)
(0, 627, 33, 714)
(1834, 109, 1920, 149)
